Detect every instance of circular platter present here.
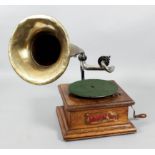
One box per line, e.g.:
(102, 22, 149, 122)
(69, 79, 118, 98)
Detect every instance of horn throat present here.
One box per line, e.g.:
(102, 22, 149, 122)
(31, 31, 61, 66)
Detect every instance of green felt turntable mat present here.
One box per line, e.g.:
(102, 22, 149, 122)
(69, 79, 118, 98)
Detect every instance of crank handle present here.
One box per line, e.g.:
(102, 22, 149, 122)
(131, 106, 147, 119)
(134, 113, 147, 119)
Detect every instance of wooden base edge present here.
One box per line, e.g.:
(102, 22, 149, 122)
(56, 106, 137, 141)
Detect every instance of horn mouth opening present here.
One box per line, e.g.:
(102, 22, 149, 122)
(30, 31, 61, 67)
(9, 15, 71, 85)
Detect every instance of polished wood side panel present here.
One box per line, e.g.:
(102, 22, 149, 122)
(68, 107, 128, 129)
(56, 106, 136, 141)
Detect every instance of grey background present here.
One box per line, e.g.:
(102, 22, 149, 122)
(0, 5, 154, 148)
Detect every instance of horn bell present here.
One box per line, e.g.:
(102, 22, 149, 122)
(9, 15, 70, 85)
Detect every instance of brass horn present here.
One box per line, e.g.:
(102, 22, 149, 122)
(9, 15, 80, 85)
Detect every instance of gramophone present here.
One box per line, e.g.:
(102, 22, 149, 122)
(9, 15, 146, 141)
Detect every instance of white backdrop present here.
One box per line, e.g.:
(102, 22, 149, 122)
(0, 5, 154, 148)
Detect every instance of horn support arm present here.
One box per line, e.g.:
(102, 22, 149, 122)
(70, 44, 115, 80)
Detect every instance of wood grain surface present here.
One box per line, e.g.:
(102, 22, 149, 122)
(56, 82, 137, 141)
